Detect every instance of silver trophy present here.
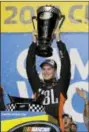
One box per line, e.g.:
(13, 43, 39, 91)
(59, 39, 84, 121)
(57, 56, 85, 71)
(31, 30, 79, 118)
(32, 5, 65, 57)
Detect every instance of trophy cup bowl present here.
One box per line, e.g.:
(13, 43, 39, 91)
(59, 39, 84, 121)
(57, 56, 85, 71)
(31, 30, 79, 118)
(32, 5, 65, 57)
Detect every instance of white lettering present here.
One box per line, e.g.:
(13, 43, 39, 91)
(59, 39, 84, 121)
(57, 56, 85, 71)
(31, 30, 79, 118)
(17, 49, 28, 79)
(17, 81, 29, 98)
(51, 89, 58, 104)
(70, 49, 88, 80)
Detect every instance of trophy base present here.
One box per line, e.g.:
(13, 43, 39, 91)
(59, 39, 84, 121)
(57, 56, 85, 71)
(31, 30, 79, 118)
(36, 46, 53, 57)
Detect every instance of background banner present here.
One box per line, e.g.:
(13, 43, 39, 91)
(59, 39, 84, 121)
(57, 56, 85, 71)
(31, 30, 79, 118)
(1, 2, 88, 32)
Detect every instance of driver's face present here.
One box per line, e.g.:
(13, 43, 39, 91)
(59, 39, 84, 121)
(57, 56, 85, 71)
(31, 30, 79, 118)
(42, 64, 56, 80)
(63, 116, 72, 128)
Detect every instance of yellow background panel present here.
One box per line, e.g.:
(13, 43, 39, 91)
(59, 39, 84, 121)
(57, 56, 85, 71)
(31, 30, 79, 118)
(1, 2, 88, 32)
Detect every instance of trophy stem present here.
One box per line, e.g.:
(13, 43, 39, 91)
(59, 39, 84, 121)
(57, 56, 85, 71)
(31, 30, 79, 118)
(36, 45, 53, 57)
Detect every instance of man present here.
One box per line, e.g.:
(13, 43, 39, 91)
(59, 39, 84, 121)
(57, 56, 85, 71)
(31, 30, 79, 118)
(76, 88, 89, 131)
(26, 32, 71, 130)
(71, 122, 77, 132)
(62, 114, 73, 132)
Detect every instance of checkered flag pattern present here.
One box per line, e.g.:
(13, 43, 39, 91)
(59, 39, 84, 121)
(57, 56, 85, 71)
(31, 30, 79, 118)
(6, 103, 16, 111)
(28, 103, 45, 112)
(6, 103, 45, 112)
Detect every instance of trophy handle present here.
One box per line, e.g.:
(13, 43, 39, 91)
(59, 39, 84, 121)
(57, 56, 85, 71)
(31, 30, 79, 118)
(32, 16, 37, 31)
(58, 15, 65, 29)
(54, 15, 65, 34)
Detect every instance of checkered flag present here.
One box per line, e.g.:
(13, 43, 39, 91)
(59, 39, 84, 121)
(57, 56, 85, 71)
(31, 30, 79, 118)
(6, 103, 16, 111)
(28, 103, 45, 112)
(6, 103, 45, 112)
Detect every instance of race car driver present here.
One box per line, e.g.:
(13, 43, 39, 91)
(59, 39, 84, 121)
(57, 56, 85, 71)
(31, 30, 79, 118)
(26, 31, 71, 131)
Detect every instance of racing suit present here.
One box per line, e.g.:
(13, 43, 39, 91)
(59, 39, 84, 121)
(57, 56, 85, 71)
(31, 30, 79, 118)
(26, 40, 71, 130)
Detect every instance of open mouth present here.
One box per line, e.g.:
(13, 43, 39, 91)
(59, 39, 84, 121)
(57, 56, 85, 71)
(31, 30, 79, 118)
(64, 121, 68, 125)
